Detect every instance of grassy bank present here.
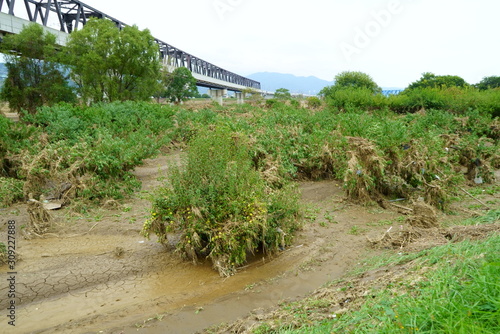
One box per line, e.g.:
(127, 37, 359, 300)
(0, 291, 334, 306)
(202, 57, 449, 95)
(214, 210, 499, 334)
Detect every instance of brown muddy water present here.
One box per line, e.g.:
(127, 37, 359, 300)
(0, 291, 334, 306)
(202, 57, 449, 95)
(0, 155, 402, 333)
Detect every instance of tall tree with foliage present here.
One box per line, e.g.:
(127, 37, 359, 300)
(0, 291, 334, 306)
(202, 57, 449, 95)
(64, 19, 161, 104)
(275, 88, 292, 100)
(0, 24, 75, 113)
(320, 71, 382, 101)
(406, 72, 469, 90)
(334, 71, 382, 94)
(476, 76, 500, 90)
(159, 67, 198, 104)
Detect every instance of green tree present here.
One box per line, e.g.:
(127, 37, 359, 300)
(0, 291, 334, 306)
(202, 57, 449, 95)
(0, 24, 75, 113)
(406, 72, 469, 90)
(275, 88, 292, 100)
(64, 19, 161, 104)
(333, 71, 382, 94)
(160, 67, 198, 104)
(476, 76, 500, 90)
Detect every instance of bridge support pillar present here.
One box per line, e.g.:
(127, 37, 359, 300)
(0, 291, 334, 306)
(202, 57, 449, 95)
(235, 92, 244, 104)
(209, 89, 226, 105)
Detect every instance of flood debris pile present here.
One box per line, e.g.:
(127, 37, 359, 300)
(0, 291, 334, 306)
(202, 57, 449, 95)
(26, 196, 53, 238)
(368, 201, 500, 252)
(340, 115, 499, 210)
(17, 142, 88, 207)
(343, 137, 385, 203)
(368, 201, 444, 250)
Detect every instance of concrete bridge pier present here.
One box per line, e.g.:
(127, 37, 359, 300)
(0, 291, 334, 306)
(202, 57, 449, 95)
(209, 89, 227, 105)
(235, 92, 244, 104)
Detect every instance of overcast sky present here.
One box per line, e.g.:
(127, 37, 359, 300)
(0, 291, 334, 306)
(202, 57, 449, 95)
(15, 0, 500, 88)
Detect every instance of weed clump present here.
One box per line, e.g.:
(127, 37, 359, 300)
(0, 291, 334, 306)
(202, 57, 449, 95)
(142, 127, 301, 276)
(343, 137, 385, 203)
(0, 177, 24, 207)
(26, 197, 53, 238)
(0, 242, 6, 265)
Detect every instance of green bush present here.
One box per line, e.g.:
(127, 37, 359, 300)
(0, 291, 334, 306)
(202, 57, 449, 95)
(476, 76, 500, 90)
(25, 101, 175, 144)
(406, 72, 470, 91)
(0, 177, 24, 207)
(0, 116, 10, 175)
(142, 127, 301, 276)
(325, 88, 387, 111)
(290, 99, 300, 108)
(388, 87, 500, 116)
(10, 101, 175, 203)
(0, 242, 6, 265)
(331, 71, 382, 94)
(306, 96, 322, 109)
(265, 99, 283, 109)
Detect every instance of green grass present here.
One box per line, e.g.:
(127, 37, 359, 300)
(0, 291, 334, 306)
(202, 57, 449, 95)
(254, 211, 500, 334)
(0, 242, 6, 265)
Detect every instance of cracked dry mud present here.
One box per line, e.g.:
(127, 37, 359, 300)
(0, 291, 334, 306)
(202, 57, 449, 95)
(1, 153, 495, 334)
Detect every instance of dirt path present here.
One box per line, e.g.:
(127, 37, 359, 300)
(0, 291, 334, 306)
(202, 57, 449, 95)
(0, 153, 491, 334)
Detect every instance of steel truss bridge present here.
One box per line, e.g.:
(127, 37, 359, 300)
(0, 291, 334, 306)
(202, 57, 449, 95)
(0, 0, 260, 91)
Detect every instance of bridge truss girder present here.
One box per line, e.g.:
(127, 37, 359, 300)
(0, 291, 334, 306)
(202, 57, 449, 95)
(0, 0, 260, 90)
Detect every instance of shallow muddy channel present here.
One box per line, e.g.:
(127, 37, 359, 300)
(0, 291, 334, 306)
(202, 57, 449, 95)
(0, 157, 400, 334)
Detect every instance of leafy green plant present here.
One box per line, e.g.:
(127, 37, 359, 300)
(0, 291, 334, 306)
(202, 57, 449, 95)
(406, 72, 470, 90)
(142, 127, 301, 276)
(10, 102, 174, 204)
(0, 177, 24, 207)
(265, 99, 283, 109)
(306, 96, 322, 109)
(159, 67, 198, 104)
(325, 87, 386, 111)
(0, 242, 6, 265)
(328, 71, 382, 94)
(275, 88, 292, 100)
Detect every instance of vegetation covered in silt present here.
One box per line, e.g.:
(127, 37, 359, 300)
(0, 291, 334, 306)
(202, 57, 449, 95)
(142, 127, 301, 276)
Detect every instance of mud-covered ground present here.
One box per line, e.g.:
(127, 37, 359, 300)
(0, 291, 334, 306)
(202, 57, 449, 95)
(0, 153, 498, 334)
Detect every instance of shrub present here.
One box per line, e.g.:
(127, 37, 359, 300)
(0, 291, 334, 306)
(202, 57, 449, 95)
(0, 242, 6, 265)
(290, 99, 300, 108)
(406, 72, 469, 90)
(275, 88, 292, 100)
(0, 116, 10, 175)
(326, 87, 386, 111)
(332, 71, 382, 94)
(306, 96, 322, 109)
(10, 102, 175, 204)
(388, 87, 500, 117)
(476, 76, 500, 90)
(142, 127, 301, 276)
(0, 177, 24, 207)
(265, 99, 283, 108)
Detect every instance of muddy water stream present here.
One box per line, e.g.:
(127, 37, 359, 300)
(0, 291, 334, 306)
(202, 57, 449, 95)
(0, 222, 357, 334)
(0, 154, 400, 333)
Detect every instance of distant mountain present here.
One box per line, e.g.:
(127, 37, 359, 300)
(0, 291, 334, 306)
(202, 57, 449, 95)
(247, 72, 406, 95)
(247, 72, 334, 95)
